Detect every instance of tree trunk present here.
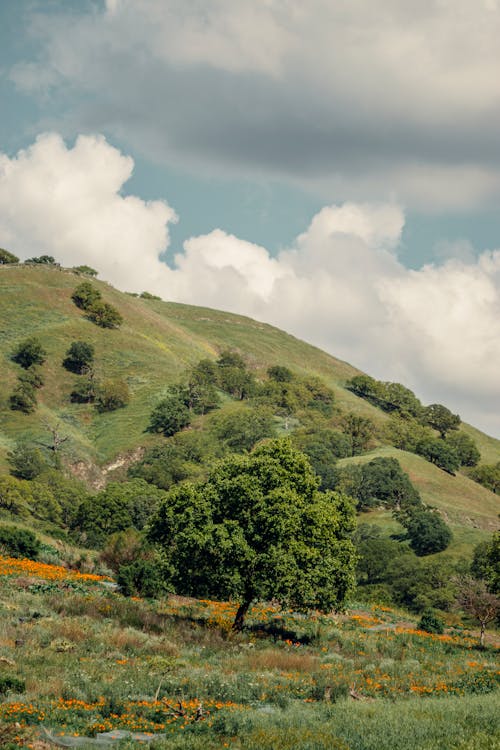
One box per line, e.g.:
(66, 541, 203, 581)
(232, 598, 252, 631)
(480, 621, 486, 648)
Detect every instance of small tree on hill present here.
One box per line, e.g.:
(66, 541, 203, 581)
(71, 281, 102, 310)
(9, 383, 37, 414)
(86, 301, 123, 329)
(0, 248, 19, 264)
(423, 403, 461, 438)
(7, 443, 49, 480)
(11, 337, 47, 369)
(341, 413, 375, 455)
(401, 508, 452, 556)
(63, 341, 95, 374)
(95, 378, 130, 412)
(149, 393, 191, 436)
(25, 255, 58, 265)
(445, 431, 480, 467)
(416, 438, 460, 474)
(73, 265, 98, 276)
(455, 575, 500, 647)
(148, 439, 357, 630)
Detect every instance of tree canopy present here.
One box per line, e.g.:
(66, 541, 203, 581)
(148, 439, 357, 629)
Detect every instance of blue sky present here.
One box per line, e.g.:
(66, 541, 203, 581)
(1, 0, 500, 434)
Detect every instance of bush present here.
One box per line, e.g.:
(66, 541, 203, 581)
(0, 248, 19, 264)
(0, 676, 25, 696)
(70, 377, 96, 403)
(24, 255, 58, 265)
(418, 609, 445, 634)
(149, 393, 191, 436)
(17, 365, 44, 389)
(86, 301, 123, 329)
(416, 437, 460, 474)
(0, 525, 40, 559)
(8, 443, 49, 480)
(445, 431, 481, 467)
(404, 509, 452, 556)
(9, 383, 37, 413)
(95, 378, 130, 412)
(72, 265, 98, 276)
(63, 341, 95, 374)
(11, 337, 47, 369)
(117, 559, 164, 598)
(71, 281, 102, 310)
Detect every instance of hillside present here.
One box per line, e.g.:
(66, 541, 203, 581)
(1, 264, 499, 544)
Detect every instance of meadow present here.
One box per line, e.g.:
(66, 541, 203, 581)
(0, 554, 498, 749)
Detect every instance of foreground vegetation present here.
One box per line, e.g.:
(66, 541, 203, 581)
(0, 557, 498, 749)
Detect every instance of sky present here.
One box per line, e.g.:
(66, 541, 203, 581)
(1, 0, 500, 436)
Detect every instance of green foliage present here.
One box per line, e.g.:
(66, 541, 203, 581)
(73, 479, 167, 548)
(100, 528, 146, 572)
(62, 341, 95, 374)
(348, 375, 422, 417)
(9, 383, 37, 413)
(149, 392, 191, 436)
(72, 265, 98, 276)
(117, 559, 164, 598)
(294, 429, 351, 489)
(355, 526, 407, 585)
(8, 443, 49, 480)
(341, 413, 375, 455)
(95, 378, 130, 412)
(445, 431, 480, 466)
(423, 403, 461, 438)
(0, 675, 25, 696)
(472, 532, 500, 594)
(402, 508, 453, 556)
(468, 462, 500, 493)
(148, 439, 357, 627)
(0, 476, 31, 515)
(70, 377, 96, 403)
(11, 337, 47, 369)
(418, 608, 445, 634)
(386, 554, 458, 611)
(0, 248, 19, 264)
(0, 524, 40, 559)
(129, 432, 216, 489)
(267, 365, 294, 382)
(17, 365, 44, 389)
(25, 255, 58, 265)
(209, 404, 276, 452)
(140, 291, 161, 300)
(71, 281, 101, 310)
(35, 469, 90, 527)
(86, 300, 123, 329)
(357, 457, 421, 511)
(384, 415, 433, 452)
(416, 437, 460, 474)
(216, 349, 256, 399)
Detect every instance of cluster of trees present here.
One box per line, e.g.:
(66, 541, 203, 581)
(348, 375, 479, 474)
(71, 282, 123, 329)
(468, 462, 500, 494)
(9, 338, 47, 414)
(0, 249, 19, 265)
(63, 340, 129, 412)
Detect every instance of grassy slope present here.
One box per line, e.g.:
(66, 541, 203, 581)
(0, 265, 499, 543)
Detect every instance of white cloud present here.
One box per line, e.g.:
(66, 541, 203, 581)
(11, 0, 500, 211)
(2, 133, 500, 435)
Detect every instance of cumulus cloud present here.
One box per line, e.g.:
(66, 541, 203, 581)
(2, 133, 500, 435)
(11, 0, 500, 210)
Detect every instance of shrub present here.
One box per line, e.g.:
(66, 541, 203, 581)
(72, 265, 98, 276)
(11, 337, 47, 369)
(445, 431, 481, 467)
(70, 377, 96, 403)
(71, 281, 102, 310)
(149, 393, 191, 436)
(0, 525, 40, 559)
(8, 443, 49, 480)
(418, 609, 445, 634)
(63, 341, 95, 374)
(404, 509, 452, 556)
(24, 255, 58, 265)
(416, 437, 460, 474)
(117, 559, 164, 598)
(95, 378, 130, 412)
(17, 365, 44, 389)
(86, 301, 123, 328)
(0, 248, 19, 264)
(0, 676, 25, 695)
(9, 383, 37, 413)
(140, 291, 161, 300)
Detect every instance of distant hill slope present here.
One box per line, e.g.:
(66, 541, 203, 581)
(1, 264, 499, 543)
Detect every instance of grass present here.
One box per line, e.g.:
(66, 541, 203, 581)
(0, 555, 498, 748)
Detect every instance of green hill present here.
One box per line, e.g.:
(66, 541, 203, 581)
(1, 264, 499, 546)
